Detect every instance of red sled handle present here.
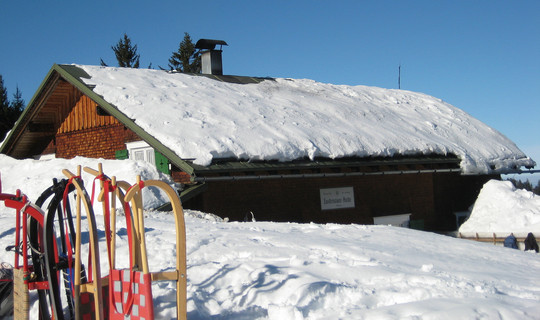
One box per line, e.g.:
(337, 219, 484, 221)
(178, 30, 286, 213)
(84, 165, 137, 317)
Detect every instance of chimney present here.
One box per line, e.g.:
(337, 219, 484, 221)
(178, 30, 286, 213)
(195, 39, 228, 75)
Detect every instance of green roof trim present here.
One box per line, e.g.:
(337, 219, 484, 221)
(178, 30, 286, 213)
(54, 64, 196, 177)
(190, 154, 461, 175)
(154, 183, 208, 211)
(179, 182, 208, 202)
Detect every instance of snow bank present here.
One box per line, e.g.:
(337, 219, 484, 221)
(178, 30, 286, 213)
(180, 219, 540, 319)
(1, 157, 539, 319)
(77, 65, 534, 173)
(460, 179, 540, 235)
(0, 154, 176, 211)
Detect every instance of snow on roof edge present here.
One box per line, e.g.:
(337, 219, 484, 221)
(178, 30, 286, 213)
(74, 64, 535, 174)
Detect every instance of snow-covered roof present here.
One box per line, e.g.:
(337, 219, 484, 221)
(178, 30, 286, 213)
(77, 64, 533, 174)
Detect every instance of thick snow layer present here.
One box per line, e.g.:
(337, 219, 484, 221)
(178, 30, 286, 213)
(0, 154, 176, 211)
(77, 65, 534, 174)
(1, 156, 539, 319)
(460, 179, 540, 235)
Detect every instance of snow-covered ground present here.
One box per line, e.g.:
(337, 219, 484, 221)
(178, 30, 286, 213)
(0, 155, 539, 319)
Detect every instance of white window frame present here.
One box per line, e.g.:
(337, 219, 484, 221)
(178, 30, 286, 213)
(126, 141, 155, 166)
(35, 153, 56, 160)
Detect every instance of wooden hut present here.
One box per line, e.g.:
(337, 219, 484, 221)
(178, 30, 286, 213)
(1, 64, 533, 231)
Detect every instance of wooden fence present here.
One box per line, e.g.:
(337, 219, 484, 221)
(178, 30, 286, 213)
(458, 232, 538, 250)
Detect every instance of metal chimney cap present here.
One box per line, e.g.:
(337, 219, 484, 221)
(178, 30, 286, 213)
(195, 39, 228, 50)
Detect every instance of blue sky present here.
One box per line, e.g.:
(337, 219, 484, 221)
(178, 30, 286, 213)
(1, 1, 539, 180)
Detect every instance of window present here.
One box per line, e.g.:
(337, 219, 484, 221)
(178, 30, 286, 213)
(34, 153, 56, 160)
(126, 141, 155, 166)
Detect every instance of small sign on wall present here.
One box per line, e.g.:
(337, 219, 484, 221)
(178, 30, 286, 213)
(320, 187, 355, 210)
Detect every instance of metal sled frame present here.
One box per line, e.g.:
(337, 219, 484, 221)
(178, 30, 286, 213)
(1, 187, 48, 319)
(35, 177, 82, 320)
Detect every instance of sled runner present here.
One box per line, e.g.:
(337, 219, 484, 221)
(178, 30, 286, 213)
(35, 177, 79, 320)
(124, 175, 187, 320)
(52, 166, 105, 320)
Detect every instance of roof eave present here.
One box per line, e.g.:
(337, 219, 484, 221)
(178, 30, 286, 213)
(1, 64, 196, 179)
(0, 65, 64, 155)
(55, 64, 196, 177)
(190, 154, 463, 176)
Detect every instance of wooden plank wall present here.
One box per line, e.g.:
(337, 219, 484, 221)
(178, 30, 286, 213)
(57, 92, 119, 133)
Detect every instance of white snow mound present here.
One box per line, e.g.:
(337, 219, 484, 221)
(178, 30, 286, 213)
(460, 179, 540, 235)
(0, 154, 176, 212)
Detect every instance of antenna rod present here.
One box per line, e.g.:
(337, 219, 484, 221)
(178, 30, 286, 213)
(398, 64, 401, 89)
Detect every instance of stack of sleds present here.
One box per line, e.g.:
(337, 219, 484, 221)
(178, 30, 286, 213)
(0, 165, 187, 320)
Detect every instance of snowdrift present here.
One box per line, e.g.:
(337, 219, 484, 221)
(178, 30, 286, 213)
(0, 154, 175, 212)
(460, 179, 540, 236)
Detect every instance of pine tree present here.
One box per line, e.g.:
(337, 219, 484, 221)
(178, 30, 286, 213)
(534, 181, 540, 195)
(10, 86, 24, 113)
(4, 86, 24, 138)
(0, 75, 10, 140)
(112, 33, 140, 68)
(0, 75, 8, 110)
(507, 178, 536, 193)
(0, 76, 23, 141)
(168, 33, 201, 73)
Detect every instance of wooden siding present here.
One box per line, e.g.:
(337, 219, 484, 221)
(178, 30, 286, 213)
(184, 172, 493, 231)
(187, 173, 434, 225)
(58, 93, 119, 133)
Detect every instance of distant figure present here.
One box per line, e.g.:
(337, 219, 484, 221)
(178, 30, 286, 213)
(243, 211, 256, 222)
(503, 233, 518, 249)
(524, 233, 539, 252)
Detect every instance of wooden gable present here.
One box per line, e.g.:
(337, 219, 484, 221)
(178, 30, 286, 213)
(58, 92, 119, 134)
(3, 76, 121, 159)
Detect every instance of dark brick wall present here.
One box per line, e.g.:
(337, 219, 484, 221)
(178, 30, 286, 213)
(184, 172, 491, 231)
(55, 124, 139, 159)
(171, 170, 193, 184)
(431, 173, 498, 231)
(186, 173, 433, 224)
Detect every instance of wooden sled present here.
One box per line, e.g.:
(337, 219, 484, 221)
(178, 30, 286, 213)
(35, 178, 78, 320)
(83, 164, 136, 271)
(124, 176, 187, 320)
(55, 166, 105, 320)
(83, 165, 145, 319)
